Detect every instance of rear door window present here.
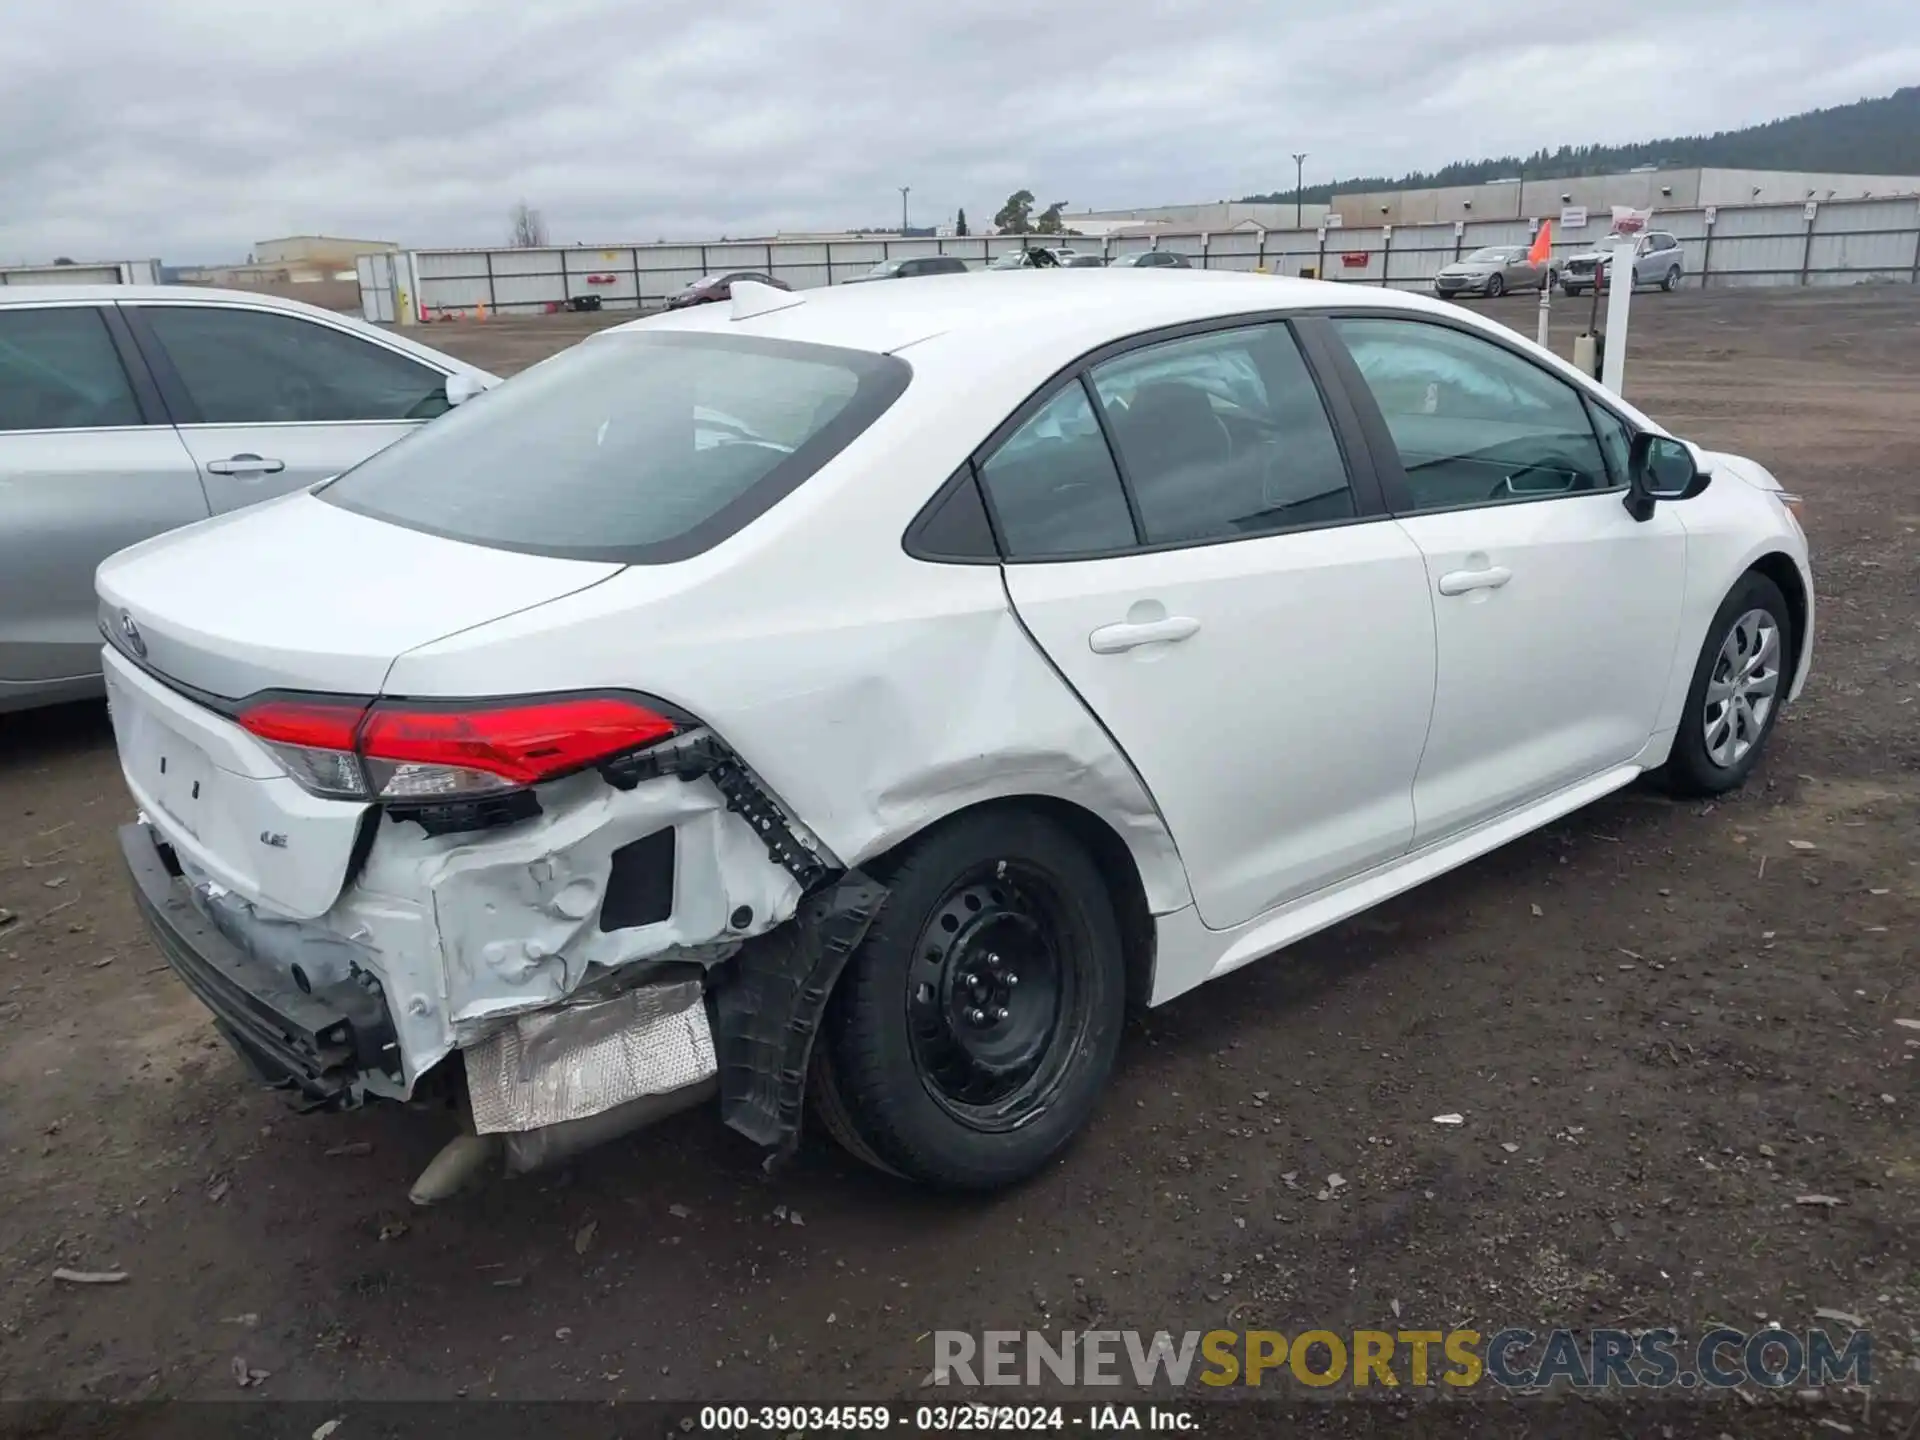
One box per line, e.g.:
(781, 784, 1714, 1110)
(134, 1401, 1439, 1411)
(0, 307, 143, 431)
(1089, 323, 1354, 543)
(320, 332, 910, 563)
(139, 306, 451, 424)
(977, 382, 1137, 558)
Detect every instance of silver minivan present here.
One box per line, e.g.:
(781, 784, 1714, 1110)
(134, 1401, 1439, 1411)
(0, 286, 496, 713)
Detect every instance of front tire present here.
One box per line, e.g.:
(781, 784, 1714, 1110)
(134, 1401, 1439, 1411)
(815, 808, 1126, 1189)
(1486, 273, 1505, 298)
(1660, 572, 1793, 797)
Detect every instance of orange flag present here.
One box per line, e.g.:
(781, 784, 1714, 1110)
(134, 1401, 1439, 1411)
(1527, 219, 1554, 267)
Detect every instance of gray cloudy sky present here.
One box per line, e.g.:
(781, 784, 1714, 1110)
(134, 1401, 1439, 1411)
(4, 0, 1916, 263)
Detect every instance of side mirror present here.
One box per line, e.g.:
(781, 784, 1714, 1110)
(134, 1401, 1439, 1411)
(1623, 432, 1709, 520)
(444, 372, 489, 408)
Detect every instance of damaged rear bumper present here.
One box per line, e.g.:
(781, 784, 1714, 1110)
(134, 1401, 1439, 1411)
(122, 814, 887, 1167)
(120, 822, 399, 1103)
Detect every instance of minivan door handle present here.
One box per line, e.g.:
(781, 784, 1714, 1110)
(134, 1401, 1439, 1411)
(1088, 616, 1201, 654)
(1437, 565, 1512, 596)
(205, 454, 286, 477)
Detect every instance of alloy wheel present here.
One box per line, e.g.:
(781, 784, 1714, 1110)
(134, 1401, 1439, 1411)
(1702, 608, 1781, 768)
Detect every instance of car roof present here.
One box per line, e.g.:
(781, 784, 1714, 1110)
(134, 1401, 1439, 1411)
(0, 282, 346, 316)
(611, 268, 1455, 357)
(0, 282, 497, 379)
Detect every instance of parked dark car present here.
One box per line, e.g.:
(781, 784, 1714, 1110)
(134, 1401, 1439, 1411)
(844, 256, 970, 283)
(1107, 250, 1192, 269)
(664, 272, 790, 309)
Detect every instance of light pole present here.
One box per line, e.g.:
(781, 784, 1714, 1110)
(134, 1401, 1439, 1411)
(899, 186, 911, 234)
(1292, 153, 1308, 230)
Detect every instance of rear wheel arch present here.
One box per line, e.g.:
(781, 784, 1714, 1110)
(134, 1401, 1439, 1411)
(858, 794, 1156, 1012)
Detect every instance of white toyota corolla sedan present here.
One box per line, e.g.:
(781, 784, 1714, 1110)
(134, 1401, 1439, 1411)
(98, 270, 1812, 1194)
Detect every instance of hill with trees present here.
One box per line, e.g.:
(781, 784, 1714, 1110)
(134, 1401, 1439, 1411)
(1240, 86, 1920, 203)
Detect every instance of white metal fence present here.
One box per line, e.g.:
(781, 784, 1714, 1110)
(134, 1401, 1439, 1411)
(361, 195, 1920, 322)
(1, 258, 161, 287)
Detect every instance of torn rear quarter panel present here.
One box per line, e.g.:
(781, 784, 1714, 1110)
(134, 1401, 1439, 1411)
(384, 568, 1194, 921)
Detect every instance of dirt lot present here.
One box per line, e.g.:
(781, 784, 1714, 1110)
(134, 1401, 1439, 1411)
(1, 286, 1916, 1429)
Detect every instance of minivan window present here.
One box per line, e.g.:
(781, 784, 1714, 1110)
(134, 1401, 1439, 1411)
(319, 332, 910, 564)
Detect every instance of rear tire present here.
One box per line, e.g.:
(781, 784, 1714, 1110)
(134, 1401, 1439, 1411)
(1659, 572, 1793, 797)
(814, 808, 1125, 1189)
(1662, 266, 1682, 292)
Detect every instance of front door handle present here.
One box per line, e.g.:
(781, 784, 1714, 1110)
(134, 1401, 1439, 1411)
(1089, 615, 1201, 654)
(205, 453, 286, 477)
(1437, 565, 1512, 596)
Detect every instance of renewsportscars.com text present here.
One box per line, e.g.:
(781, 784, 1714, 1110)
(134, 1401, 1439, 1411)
(928, 1326, 1872, 1391)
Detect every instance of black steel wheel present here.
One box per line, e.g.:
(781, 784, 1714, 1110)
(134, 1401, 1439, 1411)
(904, 864, 1089, 1131)
(814, 808, 1125, 1189)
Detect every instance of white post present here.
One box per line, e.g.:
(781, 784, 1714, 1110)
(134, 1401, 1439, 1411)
(1600, 234, 1635, 394)
(1535, 249, 1551, 349)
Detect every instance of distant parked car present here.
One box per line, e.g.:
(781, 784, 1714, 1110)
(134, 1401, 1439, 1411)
(665, 273, 791, 309)
(1107, 250, 1192, 269)
(1060, 254, 1109, 268)
(845, 256, 970, 283)
(1560, 231, 1685, 296)
(1433, 245, 1553, 299)
(0, 286, 497, 715)
(987, 247, 1082, 270)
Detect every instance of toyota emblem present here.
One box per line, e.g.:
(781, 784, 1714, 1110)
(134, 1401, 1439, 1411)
(118, 610, 147, 659)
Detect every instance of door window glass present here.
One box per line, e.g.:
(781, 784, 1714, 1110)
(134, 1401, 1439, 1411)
(1089, 324, 1354, 543)
(976, 382, 1136, 558)
(1585, 397, 1634, 487)
(142, 306, 449, 424)
(1333, 318, 1614, 511)
(0, 307, 142, 431)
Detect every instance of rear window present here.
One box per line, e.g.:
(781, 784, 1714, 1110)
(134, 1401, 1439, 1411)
(319, 331, 910, 564)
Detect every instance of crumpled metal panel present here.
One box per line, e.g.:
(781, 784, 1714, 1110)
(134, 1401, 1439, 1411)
(465, 980, 716, 1134)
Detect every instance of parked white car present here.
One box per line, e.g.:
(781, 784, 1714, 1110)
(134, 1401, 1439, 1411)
(100, 270, 1812, 1194)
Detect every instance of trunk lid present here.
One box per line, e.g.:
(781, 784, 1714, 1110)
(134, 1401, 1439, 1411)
(98, 492, 623, 918)
(96, 491, 622, 700)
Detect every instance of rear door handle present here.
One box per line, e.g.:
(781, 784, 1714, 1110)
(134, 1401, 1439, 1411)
(1088, 616, 1201, 654)
(1437, 566, 1512, 596)
(205, 454, 286, 477)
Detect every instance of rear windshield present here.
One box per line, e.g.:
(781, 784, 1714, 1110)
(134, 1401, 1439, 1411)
(319, 331, 910, 564)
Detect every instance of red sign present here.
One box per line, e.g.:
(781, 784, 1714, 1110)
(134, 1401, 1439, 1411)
(1341, 251, 1370, 268)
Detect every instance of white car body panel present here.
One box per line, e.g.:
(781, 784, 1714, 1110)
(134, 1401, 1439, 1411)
(1002, 523, 1436, 929)
(95, 269, 1814, 1124)
(1150, 762, 1642, 1003)
(1394, 492, 1688, 842)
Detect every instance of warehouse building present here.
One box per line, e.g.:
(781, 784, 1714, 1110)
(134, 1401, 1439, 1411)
(1334, 167, 1920, 227)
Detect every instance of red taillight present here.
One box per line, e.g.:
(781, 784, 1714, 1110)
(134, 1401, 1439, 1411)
(235, 692, 680, 803)
(360, 697, 679, 787)
(235, 696, 368, 751)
